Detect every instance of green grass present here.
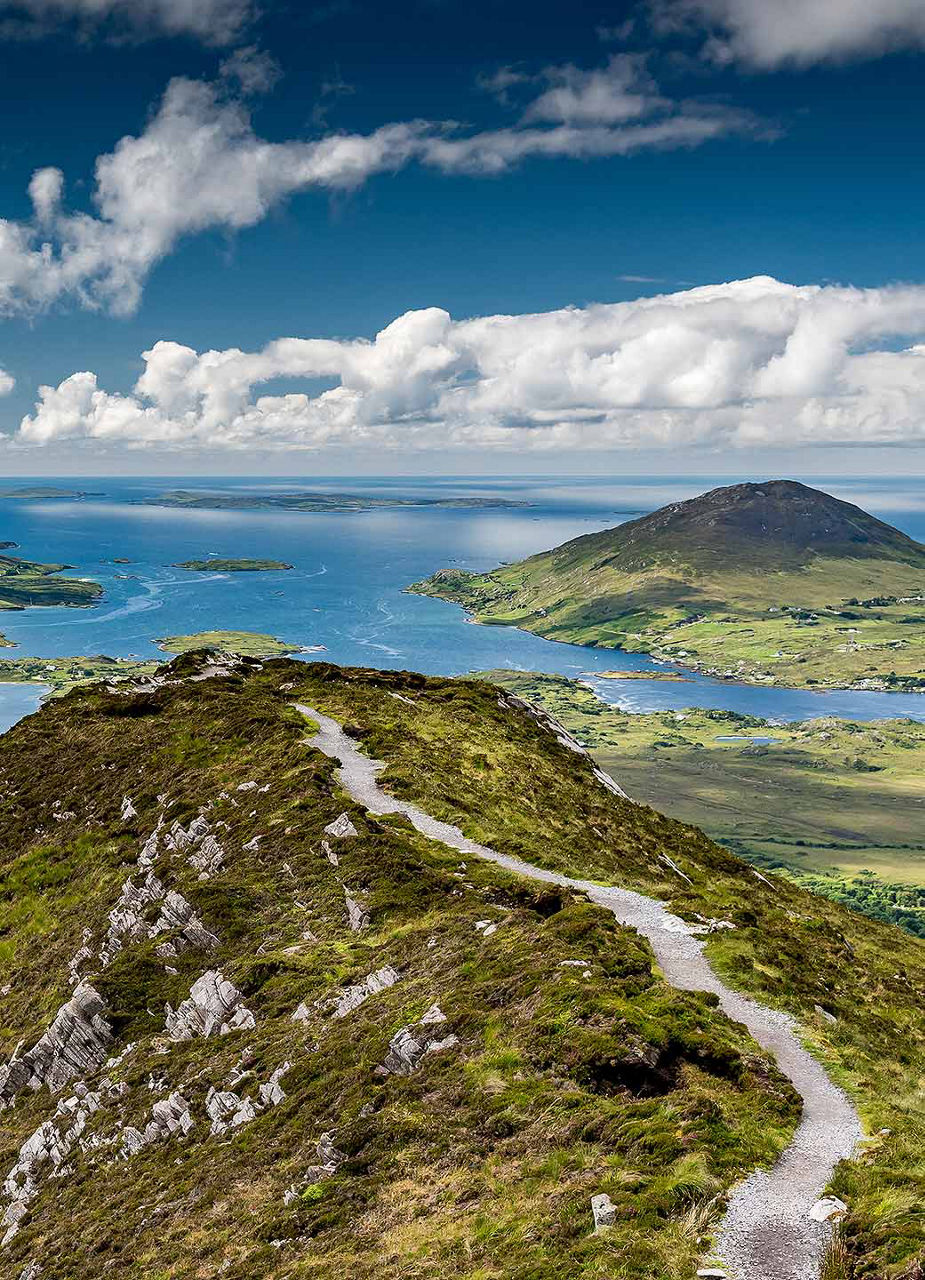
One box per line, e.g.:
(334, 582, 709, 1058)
(1, 655, 923, 1278)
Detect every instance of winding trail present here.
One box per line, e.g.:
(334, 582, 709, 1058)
(297, 704, 862, 1280)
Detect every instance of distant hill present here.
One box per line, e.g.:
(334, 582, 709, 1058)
(411, 481, 925, 690)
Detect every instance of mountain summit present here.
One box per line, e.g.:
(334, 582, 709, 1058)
(411, 481, 925, 690)
(590, 480, 925, 573)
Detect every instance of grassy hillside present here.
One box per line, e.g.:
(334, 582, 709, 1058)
(477, 670, 925, 935)
(0, 656, 923, 1278)
(410, 481, 925, 690)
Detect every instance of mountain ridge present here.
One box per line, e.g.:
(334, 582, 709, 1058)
(0, 653, 922, 1278)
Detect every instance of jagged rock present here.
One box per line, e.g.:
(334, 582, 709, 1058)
(332, 966, 401, 1019)
(100, 869, 166, 966)
(322, 839, 339, 866)
(284, 1132, 344, 1202)
(150, 891, 220, 958)
(18, 1262, 41, 1279)
(121, 797, 137, 821)
(814, 1004, 838, 1025)
(325, 813, 358, 838)
(258, 1062, 291, 1108)
(317, 1132, 345, 1167)
(236, 781, 258, 792)
(291, 1003, 310, 1023)
(591, 1193, 616, 1232)
(696, 1270, 727, 1278)
(809, 1196, 848, 1223)
(165, 814, 211, 852)
(0, 984, 112, 1110)
(344, 890, 370, 932)
(139, 817, 163, 868)
(164, 972, 255, 1041)
(2, 1084, 110, 1243)
(206, 1088, 257, 1135)
(120, 1092, 194, 1157)
(376, 1006, 458, 1076)
(189, 833, 226, 879)
(149, 1092, 195, 1138)
(101, 872, 218, 967)
(68, 928, 94, 987)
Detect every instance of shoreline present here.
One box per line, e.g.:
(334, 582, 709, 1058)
(448, 604, 925, 696)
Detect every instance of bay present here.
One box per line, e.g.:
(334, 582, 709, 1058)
(0, 473, 923, 730)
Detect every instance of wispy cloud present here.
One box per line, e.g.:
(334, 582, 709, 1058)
(0, 62, 766, 317)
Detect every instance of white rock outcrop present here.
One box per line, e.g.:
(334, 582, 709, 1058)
(0, 985, 112, 1112)
(809, 1196, 848, 1223)
(376, 1006, 458, 1076)
(164, 972, 255, 1041)
(325, 813, 358, 838)
(344, 890, 370, 932)
(332, 967, 401, 1019)
(591, 1193, 616, 1232)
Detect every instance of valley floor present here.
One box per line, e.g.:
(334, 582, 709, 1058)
(479, 671, 925, 936)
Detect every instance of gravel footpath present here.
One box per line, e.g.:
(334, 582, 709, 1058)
(298, 704, 862, 1280)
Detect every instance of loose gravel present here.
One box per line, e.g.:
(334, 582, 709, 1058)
(298, 704, 863, 1280)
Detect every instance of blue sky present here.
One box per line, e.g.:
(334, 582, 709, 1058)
(1, 0, 925, 473)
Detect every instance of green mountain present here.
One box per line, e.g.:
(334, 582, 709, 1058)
(410, 480, 925, 689)
(0, 652, 923, 1279)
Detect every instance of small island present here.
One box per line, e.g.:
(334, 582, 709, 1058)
(173, 558, 294, 572)
(157, 630, 305, 657)
(0, 632, 310, 694)
(0, 487, 102, 500)
(145, 489, 527, 513)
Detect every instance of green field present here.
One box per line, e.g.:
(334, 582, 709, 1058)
(478, 670, 925, 935)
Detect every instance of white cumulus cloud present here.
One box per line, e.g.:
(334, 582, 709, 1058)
(0, 63, 761, 317)
(652, 0, 925, 67)
(0, 0, 253, 44)
(17, 277, 925, 453)
(0, 368, 13, 396)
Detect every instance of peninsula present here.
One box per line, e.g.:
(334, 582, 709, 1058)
(0, 549, 102, 614)
(411, 480, 925, 690)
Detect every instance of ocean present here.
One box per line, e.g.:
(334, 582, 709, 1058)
(1, 474, 924, 730)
